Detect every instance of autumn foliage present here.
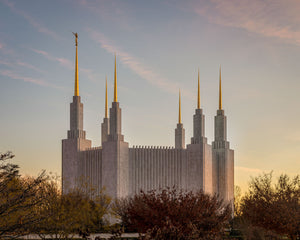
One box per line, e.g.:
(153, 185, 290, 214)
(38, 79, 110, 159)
(0, 152, 111, 239)
(0, 152, 47, 237)
(34, 184, 111, 239)
(240, 172, 300, 240)
(113, 188, 232, 240)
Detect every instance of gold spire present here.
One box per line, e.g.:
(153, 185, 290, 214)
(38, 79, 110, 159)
(105, 76, 108, 118)
(178, 89, 181, 124)
(197, 68, 200, 109)
(114, 54, 117, 102)
(219, 65, 222, 110)
(73, 32, 79, 96)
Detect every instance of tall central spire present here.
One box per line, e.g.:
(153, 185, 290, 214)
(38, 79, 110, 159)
(105, 76, 108, 118)
(178, 89, 181, 124)
(219, 66, 222, 110)
(197, 68, 200, 109)
(175, 88, 185, 149)
(73, 32, 79, 96)
(114, 54, 117, 102)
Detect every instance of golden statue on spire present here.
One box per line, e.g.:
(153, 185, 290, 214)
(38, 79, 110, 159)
(72, 32, 78, 46)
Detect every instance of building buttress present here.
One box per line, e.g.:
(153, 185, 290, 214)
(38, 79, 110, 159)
(187, 69, 212, 194)
(62, 33, 91, 193)
(212, 66, 234, 207)
(102, 54, 129, 199)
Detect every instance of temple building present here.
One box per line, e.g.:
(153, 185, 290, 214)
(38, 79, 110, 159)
(62, 34, 234, 205)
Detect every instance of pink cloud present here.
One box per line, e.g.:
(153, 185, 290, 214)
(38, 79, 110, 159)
(80, 67, 98, 83)
(77, 0, 135, 31)
(88, 29, 192, 97)
(31, 49, 49, 57)
(0, 60, 12, 66)
(16, 61, 45, 73)
(0, 59, 45, 73)
(31, 48, 97, 82)
(31, 48, 73, 69)
(2, 0, 61, 41)
(189, 0, 300, 46)
(0, 43, 45, 74)
(56, 58, 73, 69)
(0, 69, 61, 89)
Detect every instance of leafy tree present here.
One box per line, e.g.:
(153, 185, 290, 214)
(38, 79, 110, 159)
(112, 197, 131, 231)
(234, 185, 242, 218)
(0, 151, 47, 237)
(0, 152, 111, 238)
(113, 188, 231, 240)
(240, 172, 300, 240)
(34, 181, 111, 239)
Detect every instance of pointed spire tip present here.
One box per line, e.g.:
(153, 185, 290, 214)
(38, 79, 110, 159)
(219, 65, 222, 110)
(114, 54, 117, 102)
(197, 68, 200, 109)
(178, 89, 181, 124)
(74, 32, 79, 96)
(105, 76, 108, 118)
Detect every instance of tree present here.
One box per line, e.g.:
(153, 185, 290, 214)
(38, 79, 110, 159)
(0, 151, 47, 237)
(0, 152, 112, 238)
(240, 172, 300, 240)
(34, 181, 111, 239)
(234, 185, 242, 218)
(113, 188, 231, 240)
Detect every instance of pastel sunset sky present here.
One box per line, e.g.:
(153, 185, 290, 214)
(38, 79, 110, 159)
(1, 0, 299, 191)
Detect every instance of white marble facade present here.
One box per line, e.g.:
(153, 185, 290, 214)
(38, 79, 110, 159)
(62, 58, 234, 206)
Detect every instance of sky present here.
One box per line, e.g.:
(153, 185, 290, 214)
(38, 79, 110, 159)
(0, 0, 299, 191)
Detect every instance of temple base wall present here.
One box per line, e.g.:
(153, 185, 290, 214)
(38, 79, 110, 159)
(212, 148, 234, 203)
(102, 140, 129, 199)
(186, 142, 212, 194)
(62, 138, 91, 193)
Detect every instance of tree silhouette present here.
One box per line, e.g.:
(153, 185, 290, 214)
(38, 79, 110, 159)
(241, 172, 300, 240)
(0, 152, 47, 237)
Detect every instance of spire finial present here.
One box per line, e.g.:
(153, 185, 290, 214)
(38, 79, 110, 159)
(105, 76, 108, 118)
(73, 32, 79, 96)
(114, 54, 117, 102)
(219, 65, 222, 110)
(197, 68, 200, 109)
(178, 89, 181, 124)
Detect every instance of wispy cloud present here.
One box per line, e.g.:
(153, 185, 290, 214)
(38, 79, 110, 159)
(80, 67, 99, 83)
(284, 131, 300, 142)
(188, 0, 300, 46)
(235, 166, 263, 174)
(0, 41, 17, 57)
(0, 60, 13, 67)
(2, 0, 61, 40)
(16, 61, 45, 74)
(31, 48, 98, 82)
(0, 59, 45, 74)
(0, 41, 46, 74)
(88, 29, 191, 97)
(0, 69, 62, 89)
(31, 48, 73, 69)
(77, 0, 135, 31)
